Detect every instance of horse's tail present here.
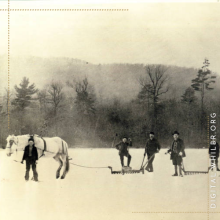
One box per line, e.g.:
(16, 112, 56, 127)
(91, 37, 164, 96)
(65, 142, 70, 173)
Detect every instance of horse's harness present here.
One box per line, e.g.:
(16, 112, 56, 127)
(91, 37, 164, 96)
(34, 135, 65, 158)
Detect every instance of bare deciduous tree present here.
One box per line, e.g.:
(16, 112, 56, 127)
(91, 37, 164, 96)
(138, 65, 169, 133)
(47, 82, 65, 135)
(48, 82, 64, 117)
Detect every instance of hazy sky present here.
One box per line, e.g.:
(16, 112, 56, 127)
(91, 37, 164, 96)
(0, 2, 220, 84)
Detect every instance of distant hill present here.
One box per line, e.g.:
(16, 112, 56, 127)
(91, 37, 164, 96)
(0, 55, 219, 103)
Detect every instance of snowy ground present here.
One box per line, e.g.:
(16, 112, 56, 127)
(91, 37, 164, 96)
(0, 148, 219, 220)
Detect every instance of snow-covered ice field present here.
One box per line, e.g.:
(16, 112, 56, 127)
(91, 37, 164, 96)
(0, 148, 219, 220)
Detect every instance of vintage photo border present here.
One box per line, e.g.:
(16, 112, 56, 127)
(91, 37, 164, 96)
(1, 0, 219, 218)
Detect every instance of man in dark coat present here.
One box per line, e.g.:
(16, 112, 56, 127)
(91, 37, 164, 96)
(209, 140, 220, 171)
(144, 132, 161, 172)
(21, 137, 38, 181)
(115, 137, 132, 167)
(167, 131, 186, 177)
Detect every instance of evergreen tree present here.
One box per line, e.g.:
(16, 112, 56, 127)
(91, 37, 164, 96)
(181, 87, 197, 104)
(75, 78, 96, 116)
(67, 77, 96, 116)
(12, 77, 38, 111)
(11, 77, 38, 134)
(191, 59, 216, 134)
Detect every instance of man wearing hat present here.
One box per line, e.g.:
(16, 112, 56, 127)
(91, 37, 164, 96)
(167, 131, 186, 177)
(21, 137, 38, 181)
(115, 137, 132, 167)
(144, 132, 161, 172)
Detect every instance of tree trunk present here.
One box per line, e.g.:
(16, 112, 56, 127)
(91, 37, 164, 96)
(152, 95, 157, 133)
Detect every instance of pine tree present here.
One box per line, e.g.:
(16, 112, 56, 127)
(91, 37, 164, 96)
(67, 77, 96, 116)
(191, 59, 216, 134)
(181, 87, 197, 104)
(75, 78, 96, 116)
(11, 77, 38, 134)
(12, 77, 38, 111)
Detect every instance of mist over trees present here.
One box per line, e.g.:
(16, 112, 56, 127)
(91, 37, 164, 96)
(0, 57, 219, 148)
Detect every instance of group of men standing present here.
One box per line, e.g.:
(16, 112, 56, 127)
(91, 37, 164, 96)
(115, 131, 188, 177)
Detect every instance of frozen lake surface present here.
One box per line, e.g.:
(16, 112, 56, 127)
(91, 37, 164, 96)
(0, 148, 219, 220)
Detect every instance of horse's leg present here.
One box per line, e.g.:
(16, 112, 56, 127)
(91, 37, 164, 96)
(54, 154, 63, 179)
(61, 154, 69, 179)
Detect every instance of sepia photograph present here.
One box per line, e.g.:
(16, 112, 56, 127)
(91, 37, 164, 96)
(0, 1, 220, 220)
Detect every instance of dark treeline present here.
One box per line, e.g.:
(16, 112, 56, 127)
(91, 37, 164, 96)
(0, 57, 219, 148)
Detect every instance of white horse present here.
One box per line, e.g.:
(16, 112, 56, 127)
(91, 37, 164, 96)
(6, 134, 70, 179)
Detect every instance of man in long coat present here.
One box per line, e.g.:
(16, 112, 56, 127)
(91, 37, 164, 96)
(167, 131, 186, 177)
(144, 132, 161, 172)
(21, 137, 38, 181)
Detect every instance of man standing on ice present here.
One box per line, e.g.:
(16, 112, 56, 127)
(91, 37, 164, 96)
(144, 132, 161, 172)
(167, 131, 186, 177)
(21, 137, 38, 181)
(115, 137, 132, 168)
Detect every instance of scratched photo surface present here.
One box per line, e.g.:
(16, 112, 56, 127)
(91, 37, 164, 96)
(0, 1, 220, 220)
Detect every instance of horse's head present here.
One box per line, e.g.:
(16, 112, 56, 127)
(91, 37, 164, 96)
(6, 134, 32, 156)
(5, 135, 19, 157)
